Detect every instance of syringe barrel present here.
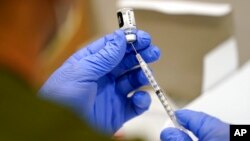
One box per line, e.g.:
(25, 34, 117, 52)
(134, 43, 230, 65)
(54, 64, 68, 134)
(136, 54, 160, 90)
(156, 90, 188, 132)
(136, 54, 188, 132)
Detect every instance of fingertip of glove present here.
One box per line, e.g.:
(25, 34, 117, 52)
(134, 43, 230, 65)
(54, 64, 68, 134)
(132, 91, 151, 109)
(151, 46, 161, 59)
(160, 128, 190, 141)
(175, 109, 190, 118)
(175, 109, 192, 127)
(138, 69, 149, 85)
(137, 30, 151, 47)
(160, 128, 176, 140)
(175, 109, 207, 128)
(114, 30, 126, 46)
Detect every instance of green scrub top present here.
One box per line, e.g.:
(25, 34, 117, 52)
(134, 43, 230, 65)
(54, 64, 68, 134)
(0, 69, 113, 141)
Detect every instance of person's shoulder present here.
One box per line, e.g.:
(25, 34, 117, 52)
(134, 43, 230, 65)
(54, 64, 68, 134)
(0, 69, 113, 141)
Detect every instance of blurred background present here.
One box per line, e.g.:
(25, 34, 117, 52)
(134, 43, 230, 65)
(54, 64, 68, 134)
(3, 0, 248, 140)
(38, 0, 249, 103)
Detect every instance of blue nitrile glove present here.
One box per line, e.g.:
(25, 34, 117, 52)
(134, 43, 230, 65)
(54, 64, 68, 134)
(39, 30, 160, 134)
(160, 109, 229, 141)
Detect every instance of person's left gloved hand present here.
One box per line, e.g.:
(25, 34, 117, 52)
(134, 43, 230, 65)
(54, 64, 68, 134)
(160, 109, 229, 141)
(39, 30, 160, 134)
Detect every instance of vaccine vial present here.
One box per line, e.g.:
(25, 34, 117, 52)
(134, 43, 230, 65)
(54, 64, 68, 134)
(117, 8, 137, 43)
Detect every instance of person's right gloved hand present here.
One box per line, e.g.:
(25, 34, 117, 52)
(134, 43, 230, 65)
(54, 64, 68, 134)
(160, 109, 229, 141)
(39, 30, 160, 134)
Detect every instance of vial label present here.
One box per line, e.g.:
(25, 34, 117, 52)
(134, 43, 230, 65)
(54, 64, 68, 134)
(117, 8, 136, 30)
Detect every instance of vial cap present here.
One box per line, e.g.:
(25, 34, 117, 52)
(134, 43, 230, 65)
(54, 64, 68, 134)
(126, 34, 136, 43)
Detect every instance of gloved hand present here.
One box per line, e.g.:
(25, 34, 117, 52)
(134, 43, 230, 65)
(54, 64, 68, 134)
(160, 109, 229, 141)
(39, 30, 160, 134)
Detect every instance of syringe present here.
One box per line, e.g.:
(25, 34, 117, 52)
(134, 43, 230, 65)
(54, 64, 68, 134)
(131, 43, 188, 132)
(116, 8, 187, 132)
